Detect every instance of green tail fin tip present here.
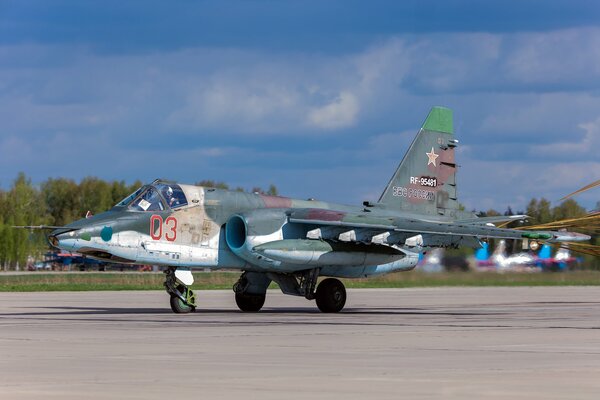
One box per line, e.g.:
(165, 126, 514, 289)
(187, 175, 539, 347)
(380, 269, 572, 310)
(422, 106, 453, 134)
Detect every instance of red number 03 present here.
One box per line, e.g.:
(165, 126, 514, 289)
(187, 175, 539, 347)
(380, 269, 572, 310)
(150, 215, 177, 241)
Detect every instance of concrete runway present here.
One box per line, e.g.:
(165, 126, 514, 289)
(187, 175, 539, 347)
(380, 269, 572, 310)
(1, 287, 600, 400)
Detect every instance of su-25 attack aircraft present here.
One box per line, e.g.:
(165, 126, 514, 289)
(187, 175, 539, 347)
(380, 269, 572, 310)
(47, 107, 590, 313)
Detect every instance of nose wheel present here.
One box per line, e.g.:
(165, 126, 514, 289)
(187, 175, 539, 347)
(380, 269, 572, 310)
(169, 284, 196, 313)
(164, 269, 196, 313)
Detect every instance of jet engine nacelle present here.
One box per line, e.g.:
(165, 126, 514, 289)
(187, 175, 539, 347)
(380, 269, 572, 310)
(225, 209, 288, 268)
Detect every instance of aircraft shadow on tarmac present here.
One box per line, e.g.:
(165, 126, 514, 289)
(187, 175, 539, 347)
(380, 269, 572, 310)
(14, 307, 599, 330)
(2, 306, 507, 318)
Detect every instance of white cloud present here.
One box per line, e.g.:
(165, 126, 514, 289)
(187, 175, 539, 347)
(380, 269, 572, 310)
(532, 117, 600, 156)
(167, 77, 303, 133)
(505, 28, 600, 85)
(307, 91, 359, 129)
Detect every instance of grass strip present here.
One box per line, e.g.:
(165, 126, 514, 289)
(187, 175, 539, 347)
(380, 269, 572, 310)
(344, 271, 600, 288)
(1, 271, 599, 292)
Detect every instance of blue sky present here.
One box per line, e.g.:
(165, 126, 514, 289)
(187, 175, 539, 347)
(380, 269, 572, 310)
(1, 0, 600, 211)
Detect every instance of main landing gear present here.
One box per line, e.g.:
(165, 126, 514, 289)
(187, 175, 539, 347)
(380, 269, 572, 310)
(235, 292, 266, 312)
(233, 272, 269, 312)
(164, 268, 197, 314)
(291, 268, 347, 313)
(235, 269, 347, 313)
(314, 278, 346, 313)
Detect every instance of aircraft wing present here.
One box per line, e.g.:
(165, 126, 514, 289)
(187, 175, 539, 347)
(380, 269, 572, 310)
(287, 208, 589, 247)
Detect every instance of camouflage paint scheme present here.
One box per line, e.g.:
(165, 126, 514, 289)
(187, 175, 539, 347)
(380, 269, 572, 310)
(49, 107, 590, 312)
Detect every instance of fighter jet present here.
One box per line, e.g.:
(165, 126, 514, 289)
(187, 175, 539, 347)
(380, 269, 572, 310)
(45, 107, 590, 313)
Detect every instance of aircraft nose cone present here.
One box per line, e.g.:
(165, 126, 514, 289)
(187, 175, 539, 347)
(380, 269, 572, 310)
(48, 228, 80, 250)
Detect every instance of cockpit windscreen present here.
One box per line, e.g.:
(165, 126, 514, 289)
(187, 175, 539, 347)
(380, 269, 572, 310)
(116, 186, 145, 207)
(116, 182, 188, 211)
(131, 187, 165, 211)
(155, 183, 188, 209)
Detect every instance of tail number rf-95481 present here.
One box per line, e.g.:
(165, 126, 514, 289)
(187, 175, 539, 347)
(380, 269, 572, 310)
(410, 176, 437, 187)
(150, 215, 177, 241)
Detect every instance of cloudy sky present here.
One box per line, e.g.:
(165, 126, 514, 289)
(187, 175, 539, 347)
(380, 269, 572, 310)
(1, 0, 599, 211)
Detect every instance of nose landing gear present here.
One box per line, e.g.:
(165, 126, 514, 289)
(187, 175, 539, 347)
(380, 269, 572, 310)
(164, 268, 196, 313)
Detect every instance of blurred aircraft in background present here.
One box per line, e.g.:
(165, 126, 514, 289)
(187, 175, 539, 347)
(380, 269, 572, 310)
(473, 241, 578, 272)
(416, 248, 445, 273)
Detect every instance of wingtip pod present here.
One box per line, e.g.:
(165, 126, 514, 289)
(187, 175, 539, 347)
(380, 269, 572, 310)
(520, 230, 591, 243)
(519, 231, 588, 243)
(548, 231, 591, 243)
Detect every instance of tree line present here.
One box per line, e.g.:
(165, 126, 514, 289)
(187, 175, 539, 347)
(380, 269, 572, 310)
(0, 173, 596, 270)
(477, 198, 589, 226)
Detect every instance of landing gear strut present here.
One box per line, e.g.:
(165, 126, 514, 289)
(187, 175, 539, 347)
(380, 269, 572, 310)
(164, 268, 196, 313)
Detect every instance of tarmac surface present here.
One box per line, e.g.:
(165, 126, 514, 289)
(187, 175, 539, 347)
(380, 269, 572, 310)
(1, 287, 600, 400)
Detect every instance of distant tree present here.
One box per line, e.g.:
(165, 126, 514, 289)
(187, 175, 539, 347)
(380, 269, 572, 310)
(77, 177, 114, 217)
(196, 180, 279, 195)
(5, 173, 49, 269)
(110, 180, 143, 206)
(551, 199, 587, 221)
(477, 209, 501, 217)
(525, 198, 553, 225)
(195, 180, 230, 190)
(250, 185, 280, 195)
(0, 223, 10, 271)
(41, 178, 79, 226)
(0, 189, 11, 270)
(266, 184, 278, 196)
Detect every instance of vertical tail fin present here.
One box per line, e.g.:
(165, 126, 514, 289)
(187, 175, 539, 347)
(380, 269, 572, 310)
(378, 106, 459, 216)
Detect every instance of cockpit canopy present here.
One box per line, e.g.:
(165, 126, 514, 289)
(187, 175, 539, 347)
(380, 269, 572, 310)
(116, 180, 188, 211)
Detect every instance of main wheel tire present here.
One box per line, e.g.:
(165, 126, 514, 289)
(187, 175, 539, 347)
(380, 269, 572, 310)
(315, 278, 346, 313)
(170, 295, 195, 314)
(235, 292, 266, 312)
